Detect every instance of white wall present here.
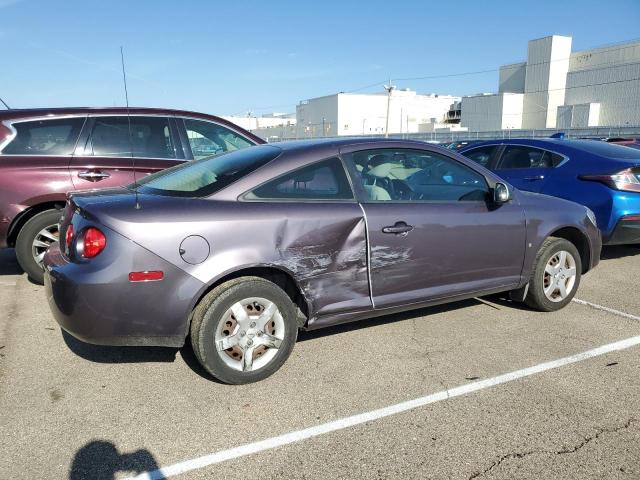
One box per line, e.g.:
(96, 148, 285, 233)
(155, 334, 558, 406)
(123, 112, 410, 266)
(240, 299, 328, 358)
(222, 115, 296, 131)
(296, 95, 339, 137)
(564, 41, 640, 127)
(461, 93, 523, 131)
(295, 90, 459, 137)
(499, 62, 526, 93)
(522, 35, 572, 129)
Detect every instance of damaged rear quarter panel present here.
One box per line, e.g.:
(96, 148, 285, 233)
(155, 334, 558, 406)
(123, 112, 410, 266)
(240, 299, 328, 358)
(104, 198, 372, 319)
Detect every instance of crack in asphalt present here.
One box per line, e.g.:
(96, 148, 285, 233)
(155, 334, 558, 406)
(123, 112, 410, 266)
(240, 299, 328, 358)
(409, 318, 449, 398)
(468, 418, 637, 479)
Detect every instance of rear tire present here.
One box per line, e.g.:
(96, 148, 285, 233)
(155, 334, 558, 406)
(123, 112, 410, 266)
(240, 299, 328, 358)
(190, 277, 298, 384)
(15, 209, 62, 285)
(525, 237, 581, 312)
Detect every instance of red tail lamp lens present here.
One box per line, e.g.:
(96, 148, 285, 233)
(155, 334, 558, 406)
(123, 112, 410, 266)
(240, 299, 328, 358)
(82, 227, 106, 258)
(128, 271, 164, 282)
(65, 224, 74, 247)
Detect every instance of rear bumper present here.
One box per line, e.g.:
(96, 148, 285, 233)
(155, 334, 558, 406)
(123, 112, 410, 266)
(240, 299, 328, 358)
(605, 216, 640, 245)
(44, 240, 205, 347)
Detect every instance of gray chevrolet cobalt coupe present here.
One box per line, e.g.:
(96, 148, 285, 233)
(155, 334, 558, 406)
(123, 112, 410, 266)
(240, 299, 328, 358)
(44, 138, 601, 384)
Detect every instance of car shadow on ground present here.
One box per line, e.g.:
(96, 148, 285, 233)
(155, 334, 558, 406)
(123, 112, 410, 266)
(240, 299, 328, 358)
(0, 248, 23, 276)
(600, 244, 640, 260)
(62, 330, 178, 364)
(69, 440, 165, 480)
(297, 298, 481, 342)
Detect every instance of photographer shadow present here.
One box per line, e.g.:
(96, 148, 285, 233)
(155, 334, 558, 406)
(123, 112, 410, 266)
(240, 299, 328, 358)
(69, 440, 165, 479)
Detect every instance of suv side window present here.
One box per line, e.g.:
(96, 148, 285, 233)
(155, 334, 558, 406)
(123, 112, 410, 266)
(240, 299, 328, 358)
(461, 145, 497, 168)
(498, 146, 552, 169)
(345, 149, 489, 202)
(247, 157, 353, 200)
(2, 117, 85, 155)
(89, 116, 176, 159)
(184, 119, 254, 160)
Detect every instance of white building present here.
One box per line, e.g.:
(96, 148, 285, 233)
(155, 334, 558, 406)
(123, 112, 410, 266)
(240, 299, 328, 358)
(461, 35, 640, 131)
(295, 90, 462, 138)
(222, 112, 296, 132)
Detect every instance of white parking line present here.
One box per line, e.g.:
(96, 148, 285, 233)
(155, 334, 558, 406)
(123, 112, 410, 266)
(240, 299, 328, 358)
(573, 298, 640, 322)
(126, 334, 640, 480)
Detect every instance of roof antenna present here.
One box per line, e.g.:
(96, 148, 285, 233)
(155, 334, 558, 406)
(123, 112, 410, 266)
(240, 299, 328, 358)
(120, 46, 140, 209)
(0, 97, 10, 110)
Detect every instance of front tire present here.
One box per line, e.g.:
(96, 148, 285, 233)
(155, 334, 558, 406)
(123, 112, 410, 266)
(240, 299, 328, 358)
(15, 209, 62, 285)
(525, 237, 581, 312)
(190, 277, 298, 384)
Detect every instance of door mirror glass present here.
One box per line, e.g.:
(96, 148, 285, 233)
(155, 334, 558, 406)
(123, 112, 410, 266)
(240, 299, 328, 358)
(493, 182, 511, 204)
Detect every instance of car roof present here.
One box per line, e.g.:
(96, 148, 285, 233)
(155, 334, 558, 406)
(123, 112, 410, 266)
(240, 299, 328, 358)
(269, 137, 440, 153)
(459, 137, 640, 162)
(0, 107, 265, 143)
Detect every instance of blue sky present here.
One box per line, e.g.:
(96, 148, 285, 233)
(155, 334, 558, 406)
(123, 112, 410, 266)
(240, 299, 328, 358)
(1, 0, 639, 115)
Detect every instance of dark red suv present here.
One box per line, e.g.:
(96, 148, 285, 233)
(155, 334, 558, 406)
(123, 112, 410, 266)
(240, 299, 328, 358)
(0, 107, 264, 283)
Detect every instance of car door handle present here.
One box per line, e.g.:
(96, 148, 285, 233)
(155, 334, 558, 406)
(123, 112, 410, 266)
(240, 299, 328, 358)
(524, 175, 544, 181)
(78, 171, 110, 181)
(382, 222, 414, 235)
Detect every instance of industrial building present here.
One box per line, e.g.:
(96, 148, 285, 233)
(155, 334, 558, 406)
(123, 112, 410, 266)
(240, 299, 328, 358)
(461, 35, 640, 131)
(295, 90, 462, 138)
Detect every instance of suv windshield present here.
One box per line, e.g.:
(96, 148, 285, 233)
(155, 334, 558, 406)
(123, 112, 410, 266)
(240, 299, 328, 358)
(136, 145, 280, 197)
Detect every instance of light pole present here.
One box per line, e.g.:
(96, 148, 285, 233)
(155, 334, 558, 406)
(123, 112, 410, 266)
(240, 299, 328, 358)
(384, 82, 395, 138)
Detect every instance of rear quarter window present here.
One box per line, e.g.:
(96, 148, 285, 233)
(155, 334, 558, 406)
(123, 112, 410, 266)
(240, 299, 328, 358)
(1, 117, 85, 155)
(137, 145, 280, 197)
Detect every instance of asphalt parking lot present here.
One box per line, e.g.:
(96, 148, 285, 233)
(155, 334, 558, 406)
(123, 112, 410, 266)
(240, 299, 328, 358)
(1, 246, 639, 480)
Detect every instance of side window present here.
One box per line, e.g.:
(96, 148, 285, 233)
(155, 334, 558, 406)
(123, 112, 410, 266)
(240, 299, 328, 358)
(247, 157, 353, 200)
(498, 146, 552, 170)
(461, 146, 497, 168)
(2, 117, 85, 155)
(184, 119, 254, 160)
(551, 152, 566, 167)
(346, 149, 489, 202)
(89, 116, 176, 159)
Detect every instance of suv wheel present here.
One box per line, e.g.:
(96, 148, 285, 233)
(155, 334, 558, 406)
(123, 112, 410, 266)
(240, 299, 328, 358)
(15, 209, 62, 285)
(525, 237, 582, 312)
(190, 277, 298, 384)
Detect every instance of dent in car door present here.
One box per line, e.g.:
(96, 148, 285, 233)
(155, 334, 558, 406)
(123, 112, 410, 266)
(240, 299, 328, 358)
(362, 201, 526, 308)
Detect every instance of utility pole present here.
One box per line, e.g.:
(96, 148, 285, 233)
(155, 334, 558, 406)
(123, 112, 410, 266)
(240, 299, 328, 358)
(384, 81, 395, 138)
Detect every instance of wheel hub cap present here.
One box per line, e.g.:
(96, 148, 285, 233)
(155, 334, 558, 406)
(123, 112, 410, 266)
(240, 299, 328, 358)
(214, 297, 285, 372)
(543, 250, 577, 302)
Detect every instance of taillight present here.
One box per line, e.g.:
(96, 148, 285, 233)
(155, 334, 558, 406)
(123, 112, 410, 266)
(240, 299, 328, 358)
(81, 227, 106, 258)
(65, 224, 74, 248)
(581, 168, 640, 193)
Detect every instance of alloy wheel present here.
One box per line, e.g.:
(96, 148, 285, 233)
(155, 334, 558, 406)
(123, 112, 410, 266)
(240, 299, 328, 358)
(31, 223, 59, 268)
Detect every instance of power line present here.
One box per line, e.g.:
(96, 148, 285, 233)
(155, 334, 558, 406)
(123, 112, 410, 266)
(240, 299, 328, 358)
(239, 40, 640, 115)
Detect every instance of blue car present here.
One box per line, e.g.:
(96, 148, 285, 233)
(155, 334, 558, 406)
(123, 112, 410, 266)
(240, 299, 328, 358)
(460, 139, 640, 245)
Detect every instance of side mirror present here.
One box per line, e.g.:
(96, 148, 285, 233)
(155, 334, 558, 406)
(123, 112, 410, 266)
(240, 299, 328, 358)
(493, 182, 511, 204)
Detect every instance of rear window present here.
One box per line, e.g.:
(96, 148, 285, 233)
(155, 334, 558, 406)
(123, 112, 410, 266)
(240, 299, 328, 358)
(2, 117, 85, 155)
(136, 145, 280, 197)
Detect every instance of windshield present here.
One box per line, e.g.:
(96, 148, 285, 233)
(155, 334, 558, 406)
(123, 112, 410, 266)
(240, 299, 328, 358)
(135, 145, 281, 197)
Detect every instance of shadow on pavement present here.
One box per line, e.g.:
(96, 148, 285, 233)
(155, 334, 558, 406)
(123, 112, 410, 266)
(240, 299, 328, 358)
(69, 440, 165, 480)
(0, 248, 23, 276)
(600, 245, 640, 260)
(298, 298, 481, 342)
(62, 330, 177, 364)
